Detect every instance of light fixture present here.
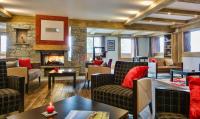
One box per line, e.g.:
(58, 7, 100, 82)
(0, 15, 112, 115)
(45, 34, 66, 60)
(139, 1, 153, 6)
(168, 12, 171, 15)
(194, 15, 198, 18)
(126, 10, 139, 15)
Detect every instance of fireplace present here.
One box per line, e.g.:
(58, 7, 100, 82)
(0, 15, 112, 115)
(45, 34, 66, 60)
(40, 51, 65, 66)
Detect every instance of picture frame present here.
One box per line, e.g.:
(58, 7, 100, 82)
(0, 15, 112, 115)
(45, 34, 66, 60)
(36, 15, 68, 45)
(107, 40, 115, 51)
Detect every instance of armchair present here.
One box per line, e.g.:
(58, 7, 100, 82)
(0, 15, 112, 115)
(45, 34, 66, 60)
(155, 87, 189, 119)
(91, 61, 152, 119)
(7, 62, 41, 93)
(0, 60, 25, 114)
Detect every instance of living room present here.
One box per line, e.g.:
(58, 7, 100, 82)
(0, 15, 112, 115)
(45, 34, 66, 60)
(0, 0, 200, 119)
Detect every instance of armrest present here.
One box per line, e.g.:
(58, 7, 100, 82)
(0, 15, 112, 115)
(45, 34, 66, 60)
(31, 63, 41, 69)
(87, 66, 111, 80)
(7, 67, 28, 84)
(7, 76, 25, 95)
(155, 88, 189, 117)
(91, 74, 114, 90)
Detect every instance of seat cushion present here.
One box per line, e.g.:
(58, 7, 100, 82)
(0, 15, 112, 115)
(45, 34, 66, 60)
(156, 112, 187, 119)
(0, 88, 21, 114)
(29, 69, 41, 80)
(93, 85, 133, 111)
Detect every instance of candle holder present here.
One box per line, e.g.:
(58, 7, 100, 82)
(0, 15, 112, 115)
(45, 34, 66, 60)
(41, 102, 57, 117)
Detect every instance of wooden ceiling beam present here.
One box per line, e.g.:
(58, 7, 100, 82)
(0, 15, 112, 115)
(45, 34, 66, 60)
(178, 0, 200, 4)
(0, 5, 12, 18)
(158, 8, 200, 16)
(125, 0, 176, 25)
(69, 19, 174, 32)
(143, 17, 187, 24)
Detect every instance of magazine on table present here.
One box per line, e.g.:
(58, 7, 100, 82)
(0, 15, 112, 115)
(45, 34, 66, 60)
(65, 110, 109, 119)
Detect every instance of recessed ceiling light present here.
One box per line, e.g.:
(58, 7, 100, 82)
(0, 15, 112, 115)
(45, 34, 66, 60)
(168, 12, 171, 15)
(139, 1, 153, 6)
(114, 16, 129, 21)
(194, 15, 198, 18)
(126, 10, 139, 15)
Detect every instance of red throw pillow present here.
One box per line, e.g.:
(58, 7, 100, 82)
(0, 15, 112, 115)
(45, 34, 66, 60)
(189, 76, 200, 119)
(93, 60, 103, 66)
(18, 58, 32, 69)
(149, 58, 157, 63)
(121, 66, 148, 89)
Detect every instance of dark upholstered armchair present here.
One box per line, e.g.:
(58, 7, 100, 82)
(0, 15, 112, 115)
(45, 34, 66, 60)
(155, 88, 189, 119)
(91, 61, 152, 119)
(0, 60, 25, 114)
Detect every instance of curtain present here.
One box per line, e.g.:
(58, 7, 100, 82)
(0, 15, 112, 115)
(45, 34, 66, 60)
(151, 36, 160, 55)
(184, 31, 191, 52)
(148, 37, 152, 57)
(133, 37, 139, 57)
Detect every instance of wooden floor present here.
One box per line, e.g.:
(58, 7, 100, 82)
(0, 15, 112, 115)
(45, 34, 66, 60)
(25, 76, 90, 111)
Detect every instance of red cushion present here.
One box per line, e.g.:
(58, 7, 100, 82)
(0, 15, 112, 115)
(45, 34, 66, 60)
(149, 58, 157, 63)
(18, 58, 32, 69)
(93, 60, 103, 66)
(189, 76, 200, 119)
(121, 66, 148, 89)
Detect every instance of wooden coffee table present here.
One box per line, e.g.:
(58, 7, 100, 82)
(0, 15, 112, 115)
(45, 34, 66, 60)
(7, 96, 128, 119)
(48, 68, 76, 89)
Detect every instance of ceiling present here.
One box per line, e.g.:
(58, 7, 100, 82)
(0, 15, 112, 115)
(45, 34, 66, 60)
(87, 28, 165, 36)
(0, 0, 200, 31)
(0, 0, 154, 22)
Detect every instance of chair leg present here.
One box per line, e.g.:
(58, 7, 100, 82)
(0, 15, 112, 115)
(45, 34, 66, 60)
(149, 102, 153, 114)
(87, 80, 90, 88)
(26, 83, 29, 93)
(39, 76, 41, 86)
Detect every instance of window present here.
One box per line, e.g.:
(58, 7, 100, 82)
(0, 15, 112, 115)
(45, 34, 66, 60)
(0, 35, 7, 53)
(87, 36, 103, 60)
(120, 38, 134, 58)
(68, 27, 72, 61)
(159, 36, 164, 53)
(191, 30, 200, 52)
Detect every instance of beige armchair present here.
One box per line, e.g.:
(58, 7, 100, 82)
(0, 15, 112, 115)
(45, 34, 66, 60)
(7, 63, 41, 93)
(85, 65, 111, 87)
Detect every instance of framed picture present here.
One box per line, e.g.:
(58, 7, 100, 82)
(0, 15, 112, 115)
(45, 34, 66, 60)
(36, 15, 68, 45)
(107, 40, 115, 51)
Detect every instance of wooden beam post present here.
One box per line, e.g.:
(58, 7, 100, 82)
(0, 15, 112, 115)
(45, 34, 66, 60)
(178, 0, 200, 4)
(158, 8, 200, 16)
(125, 0, 176, 25)
(0, 5, 12, 18)
(143, 17, 187, 24)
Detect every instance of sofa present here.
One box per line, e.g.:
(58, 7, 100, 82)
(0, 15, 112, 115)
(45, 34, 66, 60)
(0, 60, 25, 114)
(148, 58, 183, 78)
(6, 59, 41, 93)
(91, 61, 152, 119)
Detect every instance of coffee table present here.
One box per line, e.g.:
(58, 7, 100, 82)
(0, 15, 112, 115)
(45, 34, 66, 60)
(170, 69, 200, 86)
(7, 96, 128, 119)
(48, 69, 76, 89)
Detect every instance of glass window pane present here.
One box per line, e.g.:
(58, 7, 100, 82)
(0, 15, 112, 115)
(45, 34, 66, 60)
(159, 36, 164, 53)
(121, 38, 131, 54)
(191, 30, 200, 52)
(87, 37, 93, 53)
(1, 35, 7, 52)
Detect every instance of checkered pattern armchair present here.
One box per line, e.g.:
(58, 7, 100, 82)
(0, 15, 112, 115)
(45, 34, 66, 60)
(91, 61, 152, 119)
(155, 88, 189, 119)
(0, 60, 25, 114)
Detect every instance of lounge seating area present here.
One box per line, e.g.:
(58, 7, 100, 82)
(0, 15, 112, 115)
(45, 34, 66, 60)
(0, 0, 200, 119)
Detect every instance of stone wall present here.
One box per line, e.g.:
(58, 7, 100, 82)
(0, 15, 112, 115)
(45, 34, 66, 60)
(6, 22, 40, 62)
(70, 26, 87, 74)
(6, 22, 87, 74)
